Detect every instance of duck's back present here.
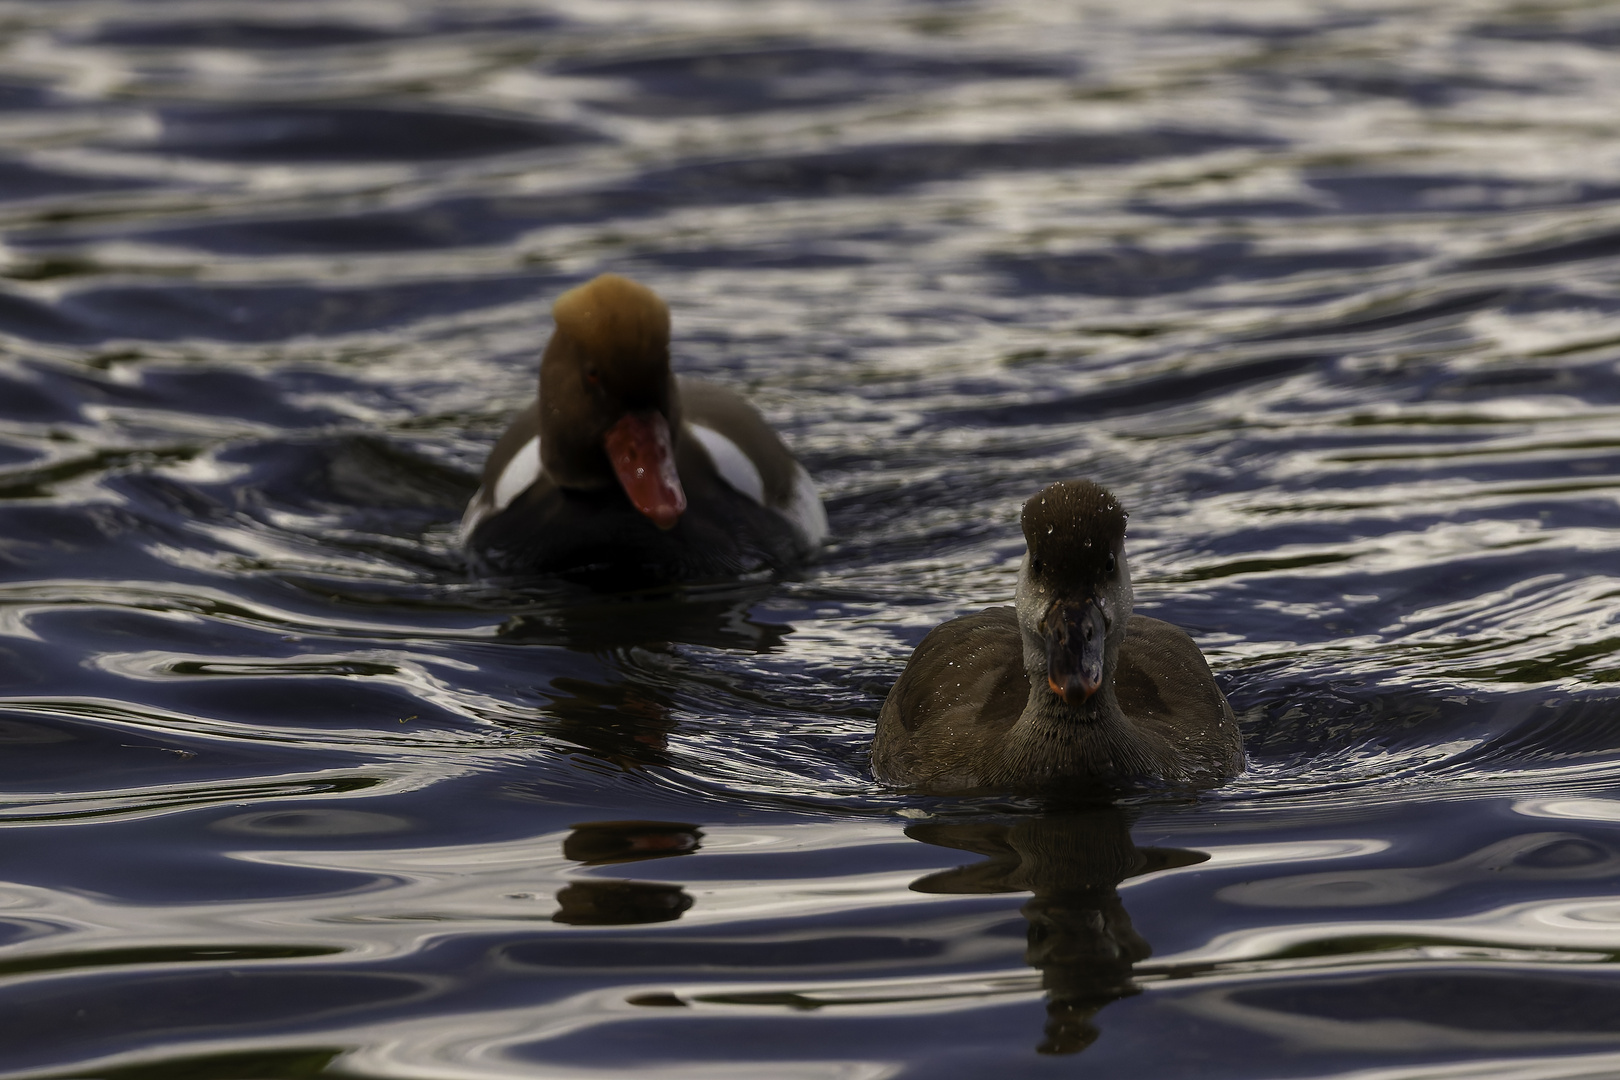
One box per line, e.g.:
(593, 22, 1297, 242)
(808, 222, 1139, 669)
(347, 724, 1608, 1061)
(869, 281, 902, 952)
(1114, 615, 1244, 779)
(872, 606, 1027, 787)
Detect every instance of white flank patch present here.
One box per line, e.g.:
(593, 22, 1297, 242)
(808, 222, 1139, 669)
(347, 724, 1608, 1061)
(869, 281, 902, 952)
(690, 424, 765, 504)
(786, 462, 829, 547)
(493, 435, 542, 511)
(460, 435, 542, 542)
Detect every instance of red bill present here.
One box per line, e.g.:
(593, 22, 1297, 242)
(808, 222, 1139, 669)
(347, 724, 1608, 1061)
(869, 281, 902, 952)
(605, 411, 686, 529)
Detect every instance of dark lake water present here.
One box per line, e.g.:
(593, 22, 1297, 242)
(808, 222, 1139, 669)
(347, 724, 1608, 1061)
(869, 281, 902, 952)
(4, 1, 1620, 1076)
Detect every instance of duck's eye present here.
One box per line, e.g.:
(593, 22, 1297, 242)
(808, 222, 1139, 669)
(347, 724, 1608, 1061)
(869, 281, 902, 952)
(585, 368, 600, 386)
(1104, 551, 1117, 574)
(1030, 557, 1043, 575)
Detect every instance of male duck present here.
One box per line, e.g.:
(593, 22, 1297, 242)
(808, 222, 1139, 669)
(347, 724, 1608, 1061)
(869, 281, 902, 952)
(462, 274, 827, 581)
(872, 480, 1242, 794)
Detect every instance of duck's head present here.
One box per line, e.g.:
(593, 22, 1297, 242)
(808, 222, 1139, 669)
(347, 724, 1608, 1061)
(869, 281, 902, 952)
(1014, 480, 1133, 707)
(539, 274, 686, 529)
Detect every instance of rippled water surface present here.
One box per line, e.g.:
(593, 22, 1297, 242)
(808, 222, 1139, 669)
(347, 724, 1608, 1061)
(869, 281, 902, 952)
(4, 0, 1620, 1076)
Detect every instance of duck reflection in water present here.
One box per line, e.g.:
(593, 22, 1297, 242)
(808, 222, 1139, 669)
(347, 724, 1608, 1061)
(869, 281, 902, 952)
(500, 583, 794, 769)
(497, 580, 794, 655)
(552, 820, 701, 926)
(909, 806, 1206, 1055)
(533, 676, 681, 768)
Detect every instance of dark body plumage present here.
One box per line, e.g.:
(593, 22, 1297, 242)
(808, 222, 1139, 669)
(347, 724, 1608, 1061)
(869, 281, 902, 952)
(467, 379, 815, 581)
(872, 481, 1243, 794)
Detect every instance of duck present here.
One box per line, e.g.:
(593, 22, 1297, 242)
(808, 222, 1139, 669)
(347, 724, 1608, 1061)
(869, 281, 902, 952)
(461, 274, 827, 582)
(872, 479, 1243, 794)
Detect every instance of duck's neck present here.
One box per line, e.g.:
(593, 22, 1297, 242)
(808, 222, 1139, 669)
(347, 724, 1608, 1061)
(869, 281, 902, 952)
(1000, 681, 1163, 787)
(537, 334, 682, 492)
(1006, 564, 1163, 787)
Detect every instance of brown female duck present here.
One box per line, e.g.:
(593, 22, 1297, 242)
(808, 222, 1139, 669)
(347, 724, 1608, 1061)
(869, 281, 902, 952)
(872, 480, 1243, 794)
(462, 274, 826, 582)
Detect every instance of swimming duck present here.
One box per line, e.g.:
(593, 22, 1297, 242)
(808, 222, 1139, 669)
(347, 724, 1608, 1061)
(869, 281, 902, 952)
(872, 480, 1242, 794)
(462, 274, 827, 582)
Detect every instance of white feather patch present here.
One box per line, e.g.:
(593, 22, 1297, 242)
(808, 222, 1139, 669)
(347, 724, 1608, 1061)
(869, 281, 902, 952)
(462, 434, 542, 542)
(493, 435, 542, 511)
(690, 424, 765, 505)
(786, 462, 828, 548)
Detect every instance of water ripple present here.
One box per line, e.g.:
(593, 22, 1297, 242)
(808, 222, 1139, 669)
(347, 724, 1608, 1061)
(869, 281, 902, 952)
(3, 0, 1620, 1076)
